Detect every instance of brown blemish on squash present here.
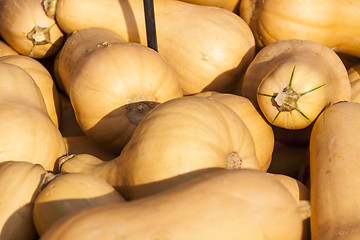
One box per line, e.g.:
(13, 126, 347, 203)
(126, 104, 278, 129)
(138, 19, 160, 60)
(27, 26, 51, 46)
(125, 101, 158, 126)
(226, 152, 243, 169)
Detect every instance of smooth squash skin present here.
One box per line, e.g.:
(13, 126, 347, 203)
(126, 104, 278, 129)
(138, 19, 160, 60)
(0, 62, 66, 171)
(59, 96, 260, 200)
(196, 91, 274, 171)
(347, 63, 360, 102)
(33, 173, 125, 236)
(57, 27, 183, 154)
(0, 40, 18, 57)
(0, 161, 47, 240)
(41, 169, 307, 240)
(240, 39, 351, 145)
(0, 55, 61, 127)
(52, 0, 255, 95)
(310, 101, 360, 239)
(239, 0, 360, 57)
(63, 136, 117, 161)
(271, 173, 310, 240)
(0, 0, 64, 58)
(178, 0, 240, 12)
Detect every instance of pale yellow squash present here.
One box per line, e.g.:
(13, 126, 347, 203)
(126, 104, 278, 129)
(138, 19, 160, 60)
(310, 101, 360, 239)
(348, 63, 360, 102)
(33, 173, 125, 236)
(59, 96, 259, 200)
(0, 40, 18, 56)
(0, 62, 66, 171)
(51, 0, 255, 95)
(239, 0, 360, 57)
(0, 161, 47, 240)
(196, 91, 274, 171)
(0, 0, 64, 58)
(178, 0, 240, 12)
(240, 39, 351, 145)
(0, 55, 61, 127)
(41, 169, 308, 240)
(57, 27, 183, 153)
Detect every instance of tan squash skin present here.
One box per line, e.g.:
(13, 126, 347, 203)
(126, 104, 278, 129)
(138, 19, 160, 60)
(0, 161, 47, 240)
(240, 39, 351, 145)
(239, 0, 360, 57)
(59, 96, 260, 200)
(347, 63, 360, 102)
(52, 0, 255, 95)
(0, 0, 64, 58)
(196, 91, 274, 171)
(33, 173, 125, 236)
(57, 27, 183, 153)
(63, 136, 117, 161)
(41, 169, 307, 240)
(178, 0, 240, 12)
(310, 101, 360, 239)
(271, 173, 310, 240)
(0, 40, 18, 56)
(0, 55, 61, 127)
(0, 62, 66, 171)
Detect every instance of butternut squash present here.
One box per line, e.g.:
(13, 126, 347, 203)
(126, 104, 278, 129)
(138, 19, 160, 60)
(33, 173, 125, 236)
(0, 161, 47, 240)
(239, 0, 360, 57)
(0, 62, 66, 171)
(51, 0, 255, 95)
(0, 40, 18, 56)
(63, 136, 117, 161)
(240, 39, 351, 145)
(59, 95, 259, 200)
(348, 63, 360, 102)
(0, 55, 61, 127)
(57, 27, 183, 153)
(178, 0, 240, 12)
(310, 101, 360, 239)
(0, 0, 64, 58)
(41, 169, 308, 240)
(271, 173, 310, 240)
(196, 91, 274, 171)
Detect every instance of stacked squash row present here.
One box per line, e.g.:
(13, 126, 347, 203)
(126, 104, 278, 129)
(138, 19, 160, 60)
(0, 0, 360, 239)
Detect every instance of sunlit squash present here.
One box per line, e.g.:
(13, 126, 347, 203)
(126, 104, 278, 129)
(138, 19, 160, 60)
(50, 0, 255, 95)
(196, 91, 274, 171)
(271, 173, 310, 240)
(59, 96, 259, 200)
(178, 0, 240, 12)
(239, 0, 360, 57)
(0, 161, 47, 240)
(57, 27, 183, 153)
(348, 63, 360, 103)
(240, 39, 351, 145)
(41, 169, 308, 240)
(33, 173, 125, 236)
(0, 62, 66, 171)
(0, 40, 18, 57)
(310, 101, 360, 239)
(0, 0, 64, 58)
(0, 55, 61, 127)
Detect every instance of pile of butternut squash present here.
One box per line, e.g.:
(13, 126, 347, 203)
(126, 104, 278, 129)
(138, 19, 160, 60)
(0, 0, 359, 239)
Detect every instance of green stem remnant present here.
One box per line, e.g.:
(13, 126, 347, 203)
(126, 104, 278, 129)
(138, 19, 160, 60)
(257, 64, 326, 124)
